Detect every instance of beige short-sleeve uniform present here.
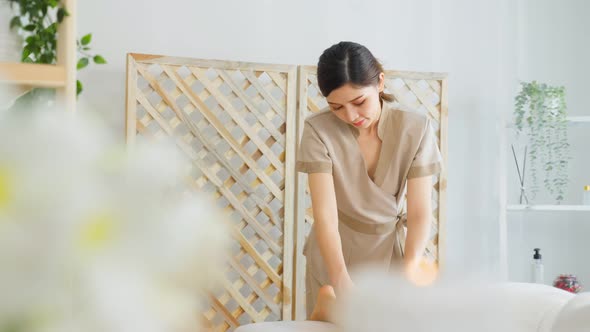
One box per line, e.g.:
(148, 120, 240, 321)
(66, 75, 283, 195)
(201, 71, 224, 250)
(296, 102, 442, 317)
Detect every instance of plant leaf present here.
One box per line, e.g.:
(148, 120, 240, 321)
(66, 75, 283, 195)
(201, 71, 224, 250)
(77, 80, 83, 96)
(40, 53, 53, 64)
(77, 57, 89, 70)
(47, 22, 57, 34)
(21, 45, 32, 61)
(57, 8, 66, 22)
(93, 55, 107, 64)
(81, 33, 92, 46)
(9, 16, 21, 30)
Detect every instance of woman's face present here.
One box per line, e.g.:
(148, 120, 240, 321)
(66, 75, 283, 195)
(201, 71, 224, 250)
(325, 73, 385, 130)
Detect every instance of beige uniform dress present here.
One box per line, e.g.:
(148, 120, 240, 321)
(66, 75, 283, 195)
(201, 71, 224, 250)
(296, 102, 442, 317)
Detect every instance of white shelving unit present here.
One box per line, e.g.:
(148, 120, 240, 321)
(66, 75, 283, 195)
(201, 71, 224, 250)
(499, 115, 590, 281)
(505, 116, 590, 127)
(566, 116, 590, 124)
(507, 205, 590, 212)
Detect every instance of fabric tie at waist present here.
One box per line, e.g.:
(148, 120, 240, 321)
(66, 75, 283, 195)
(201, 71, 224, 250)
(337, 211, 407, 258)
(337, 211, 407, 236)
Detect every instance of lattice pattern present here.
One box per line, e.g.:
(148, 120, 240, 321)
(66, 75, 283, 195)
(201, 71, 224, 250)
(126, 56, 447, 326)
(126, 54, 298, 331)
(294, 66, 448, 319)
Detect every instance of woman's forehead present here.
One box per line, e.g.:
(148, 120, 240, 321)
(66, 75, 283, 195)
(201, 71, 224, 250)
(326, 83, 375, 104)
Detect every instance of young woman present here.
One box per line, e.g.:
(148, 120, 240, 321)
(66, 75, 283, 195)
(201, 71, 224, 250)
(296, 41, 442, 318)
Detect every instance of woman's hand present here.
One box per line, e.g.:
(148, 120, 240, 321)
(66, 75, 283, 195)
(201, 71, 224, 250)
(403, 257, 438, 287)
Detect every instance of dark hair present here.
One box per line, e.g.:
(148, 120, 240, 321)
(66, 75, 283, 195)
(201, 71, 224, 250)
(317, 41, 394, 102)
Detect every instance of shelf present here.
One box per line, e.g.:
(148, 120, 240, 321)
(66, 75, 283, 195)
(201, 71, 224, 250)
(0, 62, 66, 88)
(506, 116, 590, 127)
(507, 205, 590, 211)
(567, 116, 590, 123)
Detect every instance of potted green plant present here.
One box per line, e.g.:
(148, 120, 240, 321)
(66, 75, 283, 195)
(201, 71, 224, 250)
(514, 81, 570, 203)
(6, 0, 106, 107)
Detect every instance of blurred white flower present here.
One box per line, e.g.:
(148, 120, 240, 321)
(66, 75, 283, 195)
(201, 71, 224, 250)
(0, 105, 230, 332)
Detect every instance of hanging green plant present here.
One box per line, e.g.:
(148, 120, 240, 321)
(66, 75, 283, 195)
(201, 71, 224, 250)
(514, 81, 570, 203)
(6, 0, 106, 107)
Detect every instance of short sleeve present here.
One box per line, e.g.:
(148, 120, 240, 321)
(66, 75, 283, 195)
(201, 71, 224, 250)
(296, 121, 332, 174)
(407, 118, 442, 179)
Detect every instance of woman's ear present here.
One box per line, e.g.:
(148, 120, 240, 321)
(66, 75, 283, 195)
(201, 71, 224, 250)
(378, 72, 385, 92)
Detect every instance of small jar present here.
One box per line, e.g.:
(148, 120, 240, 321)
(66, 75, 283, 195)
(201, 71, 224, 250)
(553, 274, 582, 293)
(584, 185, 590, 205)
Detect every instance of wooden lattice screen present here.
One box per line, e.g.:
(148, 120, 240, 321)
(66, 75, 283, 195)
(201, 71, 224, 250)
(294, 66, 448, 319)
(125, 54, 448, 329)
(126, 54, 298, 330)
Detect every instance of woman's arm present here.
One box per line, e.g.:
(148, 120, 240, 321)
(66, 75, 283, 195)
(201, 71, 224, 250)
(404, 175, 433, 271)
(308, 172, 354, 294)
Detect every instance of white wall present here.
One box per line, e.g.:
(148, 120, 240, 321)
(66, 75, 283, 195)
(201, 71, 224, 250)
(507, 0, 590, 287)
(517, 0, 589, 117)
(77, 0, 520, 278)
